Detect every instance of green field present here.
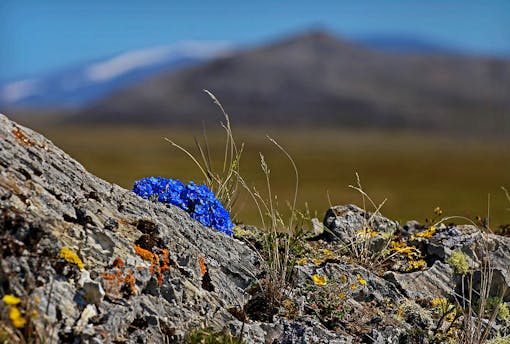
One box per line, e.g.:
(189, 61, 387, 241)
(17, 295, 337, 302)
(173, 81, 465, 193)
(34, 124, 510, 229)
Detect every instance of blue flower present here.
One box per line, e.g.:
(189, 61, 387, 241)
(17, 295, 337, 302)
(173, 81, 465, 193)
(132, 176, 234, 236)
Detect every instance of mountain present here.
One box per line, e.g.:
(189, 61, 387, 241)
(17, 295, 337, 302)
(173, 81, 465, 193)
(0, 41, 232, 110)
(73, 31, 510, 135)
(355, 34, 457, 54)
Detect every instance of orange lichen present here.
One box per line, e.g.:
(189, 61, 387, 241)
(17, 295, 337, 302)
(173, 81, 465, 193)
(101, 258, 137, 299)
(134, 245, 156, 262)
(112, 257, 125, 268)
(123, 270, 137, 295)
(133, 244, 171, 286)
(12, 127, 35, 146)
(199, 256, 207, 276)
(160, 248, 170, 274)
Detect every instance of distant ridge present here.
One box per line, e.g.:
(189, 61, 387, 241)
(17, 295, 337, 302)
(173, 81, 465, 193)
(71, 30, 510, 135)
(356, 34, 457, 54)
(0, 41, 232, 109)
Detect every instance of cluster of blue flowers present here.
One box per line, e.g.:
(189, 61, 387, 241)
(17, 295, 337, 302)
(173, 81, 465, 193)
(132, 176, 234, 236)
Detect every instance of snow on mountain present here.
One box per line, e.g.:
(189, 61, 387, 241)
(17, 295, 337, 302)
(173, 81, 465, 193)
(0, 41, 233, 109)
(1, 79, 40, 103)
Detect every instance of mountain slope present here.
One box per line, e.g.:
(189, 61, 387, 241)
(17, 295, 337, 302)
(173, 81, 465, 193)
(75, 31, 510, 134)
(0, 41, 232, 109)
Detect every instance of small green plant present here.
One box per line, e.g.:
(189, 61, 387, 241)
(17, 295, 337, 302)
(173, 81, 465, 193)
(431, 211, 507, 344)
(302, 272, 352, 330)
(429, 297, 462, 342)
(486, 335, 510, 344)
(236, 137, 300, 313)
(327, 173, 394, 269)
(184, 328, 246, 344)
(456, 233, 505, 343)
(484, 297, 509, 321)
(447, 250, 469, 275)
(502, 187, 510, 212)
(165, 90, 244, 213)
(0, 292, 50, 344)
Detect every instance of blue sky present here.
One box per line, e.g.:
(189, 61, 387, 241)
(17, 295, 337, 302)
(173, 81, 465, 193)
(1, 0, 509, 80)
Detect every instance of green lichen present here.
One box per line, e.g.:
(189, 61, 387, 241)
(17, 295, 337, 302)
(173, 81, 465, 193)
(486, 297, 509, 321)
(486, 336, 510, 344)
(498, 302, 510, 321)
(446, 250, 469, 275)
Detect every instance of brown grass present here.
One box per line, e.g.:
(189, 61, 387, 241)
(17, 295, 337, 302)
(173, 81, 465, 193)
(33, 124, 510, 229)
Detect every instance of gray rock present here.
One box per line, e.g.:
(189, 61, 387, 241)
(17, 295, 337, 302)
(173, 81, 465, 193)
(383, 261, 456, 300)
(2, 113, 510, 343)
(0, 114, 261, 342)
(323, 204, 400, 244)
(82, 279, 105, 305)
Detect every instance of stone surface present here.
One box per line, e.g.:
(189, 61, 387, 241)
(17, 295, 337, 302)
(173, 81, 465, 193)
(323, 204, 401, 243)
(0, 114, 261, 342)
(1, 113, 509, 343)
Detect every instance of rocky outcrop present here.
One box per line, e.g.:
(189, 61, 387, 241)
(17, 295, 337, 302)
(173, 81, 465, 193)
(1, 113, 509, 343)
(0, 114, 262, 342)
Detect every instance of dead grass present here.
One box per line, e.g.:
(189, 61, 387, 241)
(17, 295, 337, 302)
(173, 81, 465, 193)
(30, 124, 510, 229)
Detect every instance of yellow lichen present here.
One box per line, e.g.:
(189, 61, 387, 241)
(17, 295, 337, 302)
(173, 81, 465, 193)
(8, 307, 26, 328)
(296, 258, 308, 266)
(312, 274, 328, 286)
(2, 294, 21, 305)
(407, 259, 427, 271)
(415, 226, 436, 238)
(431, 298, 447, 308)
(358, 228, 378, 237)
(356, 274, 367, 285)
(319, 248, 333, 256)
(391, 241, 415, 254)
(390, 240, 423, 261)
(312, 258, 324, 265)
(59, 247, 84, 270)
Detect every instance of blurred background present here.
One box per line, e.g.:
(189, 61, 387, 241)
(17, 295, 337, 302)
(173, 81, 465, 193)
(1, 0, 509, 229)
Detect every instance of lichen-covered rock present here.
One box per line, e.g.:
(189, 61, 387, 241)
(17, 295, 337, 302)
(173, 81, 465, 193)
(0, 114, 261, 342)
(322, 204, 401, 244)
(383, 261, 456, 299)
(1, 113, 510, 343)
